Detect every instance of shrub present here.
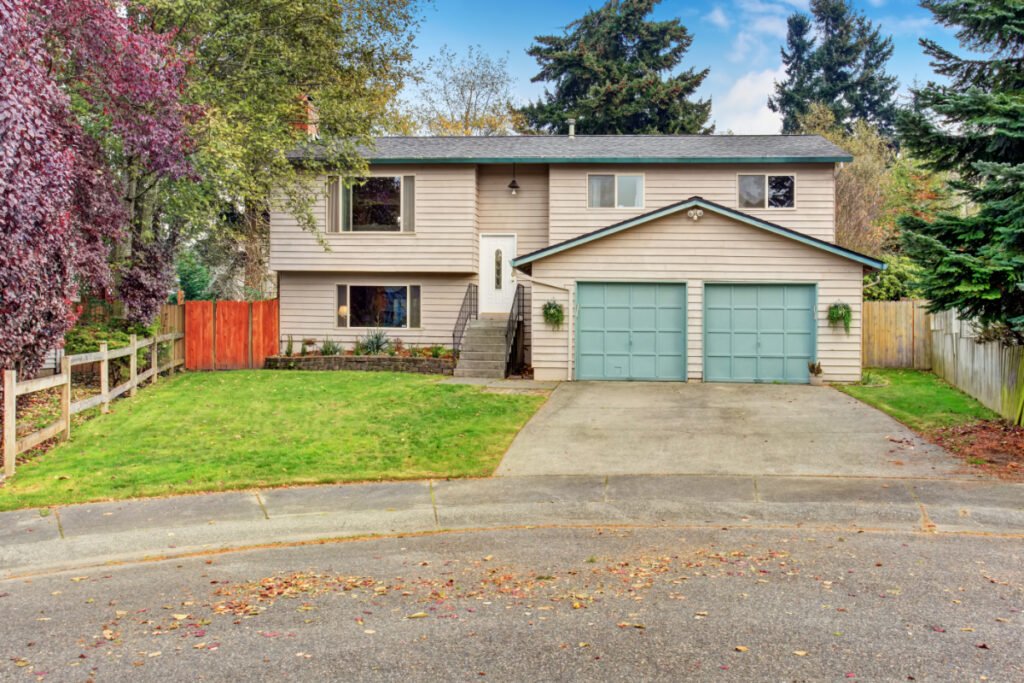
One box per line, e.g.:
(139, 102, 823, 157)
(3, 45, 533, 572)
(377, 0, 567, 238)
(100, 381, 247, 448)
(320, 337, 341, 356)
(358, 329, 390, 355)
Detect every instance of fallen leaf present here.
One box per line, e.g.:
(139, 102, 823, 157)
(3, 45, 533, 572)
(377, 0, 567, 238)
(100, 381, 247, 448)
(172, 614, 189, 621)
(793, 650, 809, 657)
(406, 612, 429, 619)
(735, 646, 748, 652)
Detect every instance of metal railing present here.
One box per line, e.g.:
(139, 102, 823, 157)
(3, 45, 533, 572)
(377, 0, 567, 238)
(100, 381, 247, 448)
(504, 284, 526, 377)
(452, 283, 478, 356)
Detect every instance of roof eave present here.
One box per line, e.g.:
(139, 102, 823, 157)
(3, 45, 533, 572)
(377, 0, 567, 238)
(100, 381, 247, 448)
(358, 155, 853, 165)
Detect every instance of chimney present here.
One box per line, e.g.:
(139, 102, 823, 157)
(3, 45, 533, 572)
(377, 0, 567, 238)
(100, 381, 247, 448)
(567, 118, 576, 139)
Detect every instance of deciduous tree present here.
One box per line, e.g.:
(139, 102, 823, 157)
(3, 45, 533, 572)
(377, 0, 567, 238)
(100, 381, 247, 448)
(415, 45, 520, 136)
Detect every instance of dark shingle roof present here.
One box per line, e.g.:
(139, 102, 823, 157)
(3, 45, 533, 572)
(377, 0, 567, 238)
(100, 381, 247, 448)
(290, 135, 852, 164)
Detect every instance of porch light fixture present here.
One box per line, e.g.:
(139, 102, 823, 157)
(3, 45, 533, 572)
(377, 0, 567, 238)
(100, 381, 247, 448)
(337, 304, 348, 317)
(508, 163, 520, 196)
(687, 208, 704, 221)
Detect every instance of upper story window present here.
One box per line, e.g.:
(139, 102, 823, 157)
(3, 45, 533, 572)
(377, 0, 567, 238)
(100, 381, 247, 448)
(588, 174, 644, 209)
(326, 175, 416, 232)
(738, 174, 795, 209)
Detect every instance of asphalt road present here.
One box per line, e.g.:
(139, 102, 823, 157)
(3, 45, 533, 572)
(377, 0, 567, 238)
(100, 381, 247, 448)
(1, 526, 1022, 682)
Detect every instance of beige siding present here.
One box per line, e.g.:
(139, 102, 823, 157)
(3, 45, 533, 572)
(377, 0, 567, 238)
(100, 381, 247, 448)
(527, 210, 863, 383)
(269, 166, 478, 274)
(476, 164, 549, 255)
(549, 164, 836, 244)
(278, 271, 475, 350)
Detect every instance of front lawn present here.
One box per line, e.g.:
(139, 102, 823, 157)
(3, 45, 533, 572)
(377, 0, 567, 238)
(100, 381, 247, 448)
(836, 369, 997, 431)
(0, 371, 545, 511)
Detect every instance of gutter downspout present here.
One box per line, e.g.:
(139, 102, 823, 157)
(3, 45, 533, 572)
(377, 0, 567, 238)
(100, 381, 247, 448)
(515, 273, 574, 382)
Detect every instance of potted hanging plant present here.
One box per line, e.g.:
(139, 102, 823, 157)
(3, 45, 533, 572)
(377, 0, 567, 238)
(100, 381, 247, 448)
(542, 299, 565, 330)
(807, 360, 824, 386)
(828, 302, 852, 334)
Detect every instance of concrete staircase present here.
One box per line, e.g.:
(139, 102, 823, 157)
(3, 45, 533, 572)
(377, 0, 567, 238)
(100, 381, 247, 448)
(454, 316, 508, 379)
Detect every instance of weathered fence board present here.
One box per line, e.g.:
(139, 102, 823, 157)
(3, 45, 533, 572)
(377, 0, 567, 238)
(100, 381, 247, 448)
(862, 300, 932, 370)
(186, 300, 278, 371)
(929, 309, 1024, 424)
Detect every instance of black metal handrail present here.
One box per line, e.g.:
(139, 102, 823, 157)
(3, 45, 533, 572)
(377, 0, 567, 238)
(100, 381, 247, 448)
(452, 283, 478, 356)
(504, 284, 526, 376)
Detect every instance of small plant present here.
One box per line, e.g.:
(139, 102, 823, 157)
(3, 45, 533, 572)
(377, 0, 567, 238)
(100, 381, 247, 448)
(358, 328, 390, 355)
(859, 370, 889, 387)
(300, 337, 316, 356)
(428, 344, 446, 359)
(320, 337, 341, 356)
(392, 338, 405, 354)
(284, 335, 294, 357)
(542, 299, 565, 329)
(807, 361, 823, 377)
(828, 302, 852, 333)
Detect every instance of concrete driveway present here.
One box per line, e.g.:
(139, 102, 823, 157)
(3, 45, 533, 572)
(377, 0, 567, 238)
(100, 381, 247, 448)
(497, 382, 968, 479)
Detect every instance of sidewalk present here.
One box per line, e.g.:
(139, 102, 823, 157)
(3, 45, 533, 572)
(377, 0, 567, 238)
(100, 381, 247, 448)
(2, 474, 1023, 578)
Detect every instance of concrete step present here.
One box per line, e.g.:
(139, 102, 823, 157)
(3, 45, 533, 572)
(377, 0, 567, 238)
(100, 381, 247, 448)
(459, 350, 508, 362)
(461, 340, 506, 352)
(453, 367, 505, 379)
(455, 359, 507, 372)
(464, 329, 507, 340)
(469, 320, 508, 329)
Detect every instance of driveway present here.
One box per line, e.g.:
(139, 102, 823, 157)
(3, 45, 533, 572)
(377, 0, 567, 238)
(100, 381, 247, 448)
(497, 382, 967, 478)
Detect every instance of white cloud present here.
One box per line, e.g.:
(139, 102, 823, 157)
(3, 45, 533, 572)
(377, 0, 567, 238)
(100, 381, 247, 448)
(705, 6, 730, 30)
(749, 14, 788, 38)
(866, 0, 885, 6)
(712, 66, 786, 134)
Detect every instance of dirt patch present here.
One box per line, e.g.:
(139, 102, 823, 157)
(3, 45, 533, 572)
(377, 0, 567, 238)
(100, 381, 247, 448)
(930, 421, 1024, 481)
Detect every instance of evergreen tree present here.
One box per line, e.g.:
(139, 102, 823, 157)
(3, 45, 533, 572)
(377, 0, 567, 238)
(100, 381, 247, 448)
(896, 0, 1024, 334)
(769, 14, 816, 134)
(520, 0, 711, 134)
(770, 0, 897, 135)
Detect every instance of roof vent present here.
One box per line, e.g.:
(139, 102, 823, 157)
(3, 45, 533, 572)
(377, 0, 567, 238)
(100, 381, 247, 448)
(567, 118, 576, 139)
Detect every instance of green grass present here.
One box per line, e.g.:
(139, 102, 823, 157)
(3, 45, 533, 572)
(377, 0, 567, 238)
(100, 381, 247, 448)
(836, 368, 997, 432)
(0, 371, 545, 511)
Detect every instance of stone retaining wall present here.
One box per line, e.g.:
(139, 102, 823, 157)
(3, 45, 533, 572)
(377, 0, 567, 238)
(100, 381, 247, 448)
(264, 355, 455, 375)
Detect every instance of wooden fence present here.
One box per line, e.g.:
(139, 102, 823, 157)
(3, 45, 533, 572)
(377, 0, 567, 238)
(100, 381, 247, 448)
(929, 309, 1024, 425)
(2, 331, 184, 478)
(861, 300, 932, 369)
(185, 299, 278, 370)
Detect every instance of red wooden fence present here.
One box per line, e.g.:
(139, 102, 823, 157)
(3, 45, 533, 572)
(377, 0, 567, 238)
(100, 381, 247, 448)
(185, 299, 279, 370)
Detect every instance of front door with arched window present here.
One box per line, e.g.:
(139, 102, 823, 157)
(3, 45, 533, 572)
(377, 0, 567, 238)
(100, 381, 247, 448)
(479, 234, 517, 313)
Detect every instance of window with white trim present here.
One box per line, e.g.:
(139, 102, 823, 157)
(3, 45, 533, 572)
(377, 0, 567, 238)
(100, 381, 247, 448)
(588, 174, 644, 208)
(738, 174, 795, 209)
(336, 284, 421, 328)
(326, 176, 416, 232)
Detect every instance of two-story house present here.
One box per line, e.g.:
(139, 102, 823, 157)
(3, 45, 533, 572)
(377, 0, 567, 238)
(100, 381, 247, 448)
(271, 133, 882, 383)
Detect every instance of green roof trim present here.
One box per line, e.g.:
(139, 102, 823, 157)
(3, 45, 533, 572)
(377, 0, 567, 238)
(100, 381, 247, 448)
(368, 156, 852, 165)
(511, 197, 885, 270)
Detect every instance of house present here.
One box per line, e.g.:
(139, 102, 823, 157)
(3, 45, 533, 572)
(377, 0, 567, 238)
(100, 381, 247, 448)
(272, 132, 883, 383)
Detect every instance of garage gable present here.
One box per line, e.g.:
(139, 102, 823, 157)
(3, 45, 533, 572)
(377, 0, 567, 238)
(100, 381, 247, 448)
(511, 197, 884, 270)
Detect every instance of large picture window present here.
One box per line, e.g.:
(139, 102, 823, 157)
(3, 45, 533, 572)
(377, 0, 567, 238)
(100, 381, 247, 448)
(336, 284, 421, 328)
(326, 175, 415, 232)
(738, 174, 795, 209)
(588, 174, 644, 208)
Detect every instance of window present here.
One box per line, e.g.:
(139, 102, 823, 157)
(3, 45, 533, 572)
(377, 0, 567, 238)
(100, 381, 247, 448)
(494, 249, 503, 290)
(738, 174, 795, 209)
(326, 175, 415, 232)
(336, 284, 421, 328)
(588, 174, 644, 208)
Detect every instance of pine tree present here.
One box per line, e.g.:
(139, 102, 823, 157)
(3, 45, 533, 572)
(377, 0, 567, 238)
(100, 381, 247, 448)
(769, 14, 816, 134)
(520, 0, 712, 134)
(896, 0, 1024, 333)
(770, 0, 897, 135)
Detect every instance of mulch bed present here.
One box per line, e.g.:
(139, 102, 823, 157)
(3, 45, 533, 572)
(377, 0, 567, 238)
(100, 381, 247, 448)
(930, 421, 1024, 481)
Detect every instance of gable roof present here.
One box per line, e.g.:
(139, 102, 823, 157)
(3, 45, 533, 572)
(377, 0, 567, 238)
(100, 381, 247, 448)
(511, 197, 885, 270)
(289, 135, 852, 165)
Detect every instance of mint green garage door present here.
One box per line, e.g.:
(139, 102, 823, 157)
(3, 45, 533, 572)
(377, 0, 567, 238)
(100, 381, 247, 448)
(704, 284, 816, 383)
(576, 283, 686, 381)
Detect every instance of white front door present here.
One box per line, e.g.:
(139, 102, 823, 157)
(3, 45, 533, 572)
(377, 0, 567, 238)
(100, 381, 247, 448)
(479, 234, 517, 313)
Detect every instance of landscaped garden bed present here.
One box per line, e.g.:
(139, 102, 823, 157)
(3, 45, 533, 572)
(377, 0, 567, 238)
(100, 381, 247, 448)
(265, 355, 455, 375)
(837, 369, 1023, 480)
(0, 370, 545, 510)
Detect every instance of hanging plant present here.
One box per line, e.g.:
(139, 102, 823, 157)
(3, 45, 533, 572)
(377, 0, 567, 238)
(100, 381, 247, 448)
(542, 300, 565, 329)
(828, 302, 852, 333)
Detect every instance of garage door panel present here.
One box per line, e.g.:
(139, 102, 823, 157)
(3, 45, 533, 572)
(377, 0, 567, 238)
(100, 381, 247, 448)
(704, 284, 815, 384)
(576, 283, 686, 381)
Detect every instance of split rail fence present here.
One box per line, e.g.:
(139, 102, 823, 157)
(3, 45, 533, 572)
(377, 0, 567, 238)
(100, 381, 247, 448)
(1, 304, 185, 478)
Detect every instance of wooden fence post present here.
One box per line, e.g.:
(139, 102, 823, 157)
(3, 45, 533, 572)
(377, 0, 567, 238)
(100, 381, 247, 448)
(151, 337, 159, 385)
(60, 357, 71, 442)
(3, 369, 15, 478)
(129, 334, 138, 397)
(99, 342, 110, 413)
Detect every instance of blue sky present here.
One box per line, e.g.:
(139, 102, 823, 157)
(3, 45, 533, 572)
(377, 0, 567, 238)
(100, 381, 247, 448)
(410, 0, 957, 133)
